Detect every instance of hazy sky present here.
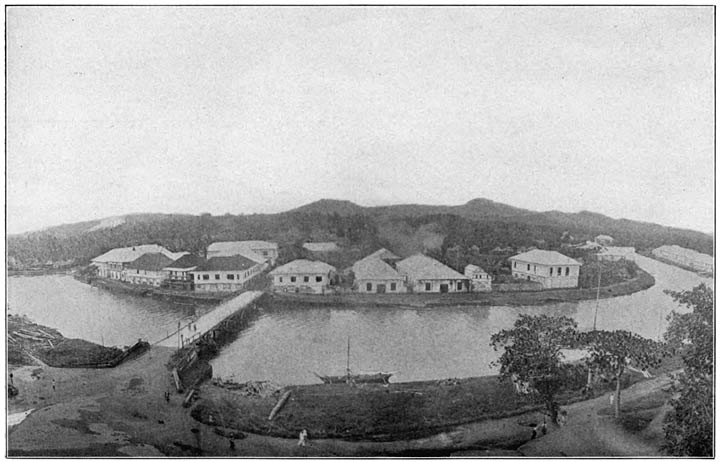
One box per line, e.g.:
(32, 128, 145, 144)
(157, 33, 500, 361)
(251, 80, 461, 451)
(7, 7, 714, 234)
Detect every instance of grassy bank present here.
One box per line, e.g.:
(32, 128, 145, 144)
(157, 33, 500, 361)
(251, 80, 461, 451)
(267, 268, 655, 308)
(8, 315, 144, 368)
(191, 368, 648, 442)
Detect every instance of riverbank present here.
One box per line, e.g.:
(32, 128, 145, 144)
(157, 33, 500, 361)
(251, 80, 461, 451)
(86, 277, 231, 305)
(8, 314, 148, 368)
(8, 342, 675, 457)
(269, 268, 655, 308)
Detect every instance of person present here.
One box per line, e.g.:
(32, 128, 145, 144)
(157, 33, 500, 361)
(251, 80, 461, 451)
(557, 409, 568, 427)
(541, 418, 547, 436)
(531, 424, 538, 439)
(52, 378, 56, 391)
(229, 438, 235, 451)
(9, 373, 13, 386)
(298, 429, 308, 447)
(164, 390, 170, 403)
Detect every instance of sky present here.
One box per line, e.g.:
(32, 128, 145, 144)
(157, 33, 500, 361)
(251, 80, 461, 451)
(6, 6, 715, 234)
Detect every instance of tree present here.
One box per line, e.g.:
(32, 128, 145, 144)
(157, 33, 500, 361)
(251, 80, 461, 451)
(490, 314, 579, 423)
(580, 330, 666, 418)
(662, 283, 713, 456)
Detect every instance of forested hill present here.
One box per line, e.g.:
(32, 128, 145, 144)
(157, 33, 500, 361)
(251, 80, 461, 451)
(7, 198, 713, 268)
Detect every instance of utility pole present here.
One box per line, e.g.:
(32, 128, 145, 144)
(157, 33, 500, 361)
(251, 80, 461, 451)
(587, 268, 602, 389)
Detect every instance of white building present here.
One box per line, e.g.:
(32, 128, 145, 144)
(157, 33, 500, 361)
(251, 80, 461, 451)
(396, 254, 469, 293)
(123, 253, 174, 287)
(509, 250, 581, 289)
(191, 255, 265, 292)
(91, 245, 186, 280)
(464, 264, 492, 292)
(269, 259, 336, 294)
(206, 241, 278, 265)
(352, 254, 406, 294)
(652, 245, 713, 273)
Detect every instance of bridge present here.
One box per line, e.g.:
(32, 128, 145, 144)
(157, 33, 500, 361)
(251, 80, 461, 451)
(156, 290, 264, 348)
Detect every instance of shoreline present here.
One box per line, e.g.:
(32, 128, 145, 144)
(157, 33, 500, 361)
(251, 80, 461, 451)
(638, 251, 714, 278)
(268, 268, 655, 308)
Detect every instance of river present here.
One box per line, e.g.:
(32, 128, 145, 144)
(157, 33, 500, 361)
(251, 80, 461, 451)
(7, 255, 710, 384)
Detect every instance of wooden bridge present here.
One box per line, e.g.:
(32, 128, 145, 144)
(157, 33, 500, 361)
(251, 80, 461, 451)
(157, 290, 264, 349)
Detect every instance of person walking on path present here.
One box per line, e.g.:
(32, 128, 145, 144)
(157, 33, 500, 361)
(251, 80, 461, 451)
(298, 429, 308, 447)
(52, 378, 56, 392)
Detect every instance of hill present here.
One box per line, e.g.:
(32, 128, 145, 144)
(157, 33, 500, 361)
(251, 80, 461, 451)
(7, 198, 713, 269)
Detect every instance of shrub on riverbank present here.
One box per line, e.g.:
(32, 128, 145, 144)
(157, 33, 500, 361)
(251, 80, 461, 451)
(39, 339, 124, 368)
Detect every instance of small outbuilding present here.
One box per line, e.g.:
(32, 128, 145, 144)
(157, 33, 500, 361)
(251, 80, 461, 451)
(464, 264, 492, 292)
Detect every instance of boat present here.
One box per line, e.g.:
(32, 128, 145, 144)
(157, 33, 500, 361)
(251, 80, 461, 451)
(313, 337, 393, 385)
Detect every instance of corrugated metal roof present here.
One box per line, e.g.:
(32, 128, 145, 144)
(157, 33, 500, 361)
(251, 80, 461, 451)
(303, 242, 339, 252)
(396, 254, 467, 280)
(125, 253, 175, 271)
(269, 259, 336, 275)
(164, 254, 206, 270)
(365, 248, 401, 261)
(194, 255, 259, 272)
(91, 245, 179, 263)
(353, 257, 404, 281)
(509, 249, 581, 266)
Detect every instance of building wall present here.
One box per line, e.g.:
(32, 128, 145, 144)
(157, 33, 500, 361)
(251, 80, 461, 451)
(271, 272, 332, 294)
(466, 269, 492, 292)
(407, 278, 468, 293)
(355, 278, 407, 293)
(192, 262, 263, 292)
(123, 269, 169, 287)
(509, 258, 580, 289)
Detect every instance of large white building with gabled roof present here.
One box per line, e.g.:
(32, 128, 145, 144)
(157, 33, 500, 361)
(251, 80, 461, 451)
(509, 249, 581, 289)
(396, 254, 469, 293)
(91, 245, 187, 280)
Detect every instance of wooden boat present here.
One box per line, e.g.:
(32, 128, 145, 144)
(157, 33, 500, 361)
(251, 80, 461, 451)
(313, 371, 392, 384)
(314, 337, 393, 385)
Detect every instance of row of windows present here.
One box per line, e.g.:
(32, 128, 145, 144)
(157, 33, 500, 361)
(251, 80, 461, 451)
(366, 282, 398, 291)
(194, 266, 260, 282)
(278, 275, 323, 283)
(513, 262, 572, 276)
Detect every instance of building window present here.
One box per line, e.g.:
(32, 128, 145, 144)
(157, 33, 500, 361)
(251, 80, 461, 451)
(203, 274, 209, 280)
(425, 282, 431, 291)
(527, 264, 530, 271)
(514, 262, 517, 268)
(550, 267, 553, 276)
(558, 267, 562, 275)
(366, 283, 372, 291)
(215, 274, 220, 280)
(291, 276, 296, 282)
(304, 276, 309, 282)
(316, 276, 322, 282)
(227, 274, 235, 280)
(566, 267, 570, 276)
(534, 265, 536, 273)
(457, 282, 462, 290)
(390, 282, 396, 291)
(279, 277, 283, 283)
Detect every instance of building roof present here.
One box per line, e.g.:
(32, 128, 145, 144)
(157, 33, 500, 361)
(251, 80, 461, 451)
(364, 248, 401, 261)
(396, 254, 467, 280)
(353, 257, 404, 281)
(91, 245, 184, 263)
(303, 242, 339, 252)
(510, 249, 581, 266)
(269, 259, 336, 275)
(125, 253, 175, 271)
(464, 264, 489, 275)
(598, 247, 636, 256)
(206, 241, 277, 263)
(193, 255, 260, 272)
(164, 254, 206, 271)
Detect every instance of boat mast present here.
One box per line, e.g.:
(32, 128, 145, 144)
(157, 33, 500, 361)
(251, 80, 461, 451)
(346, 336, 351, 377)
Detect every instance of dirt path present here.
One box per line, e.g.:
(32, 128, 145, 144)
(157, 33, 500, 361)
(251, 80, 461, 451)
(518, 374, 674, 457)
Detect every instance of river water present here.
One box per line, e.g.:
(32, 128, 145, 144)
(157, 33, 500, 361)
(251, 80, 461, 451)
(7, 255, 709, 384)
